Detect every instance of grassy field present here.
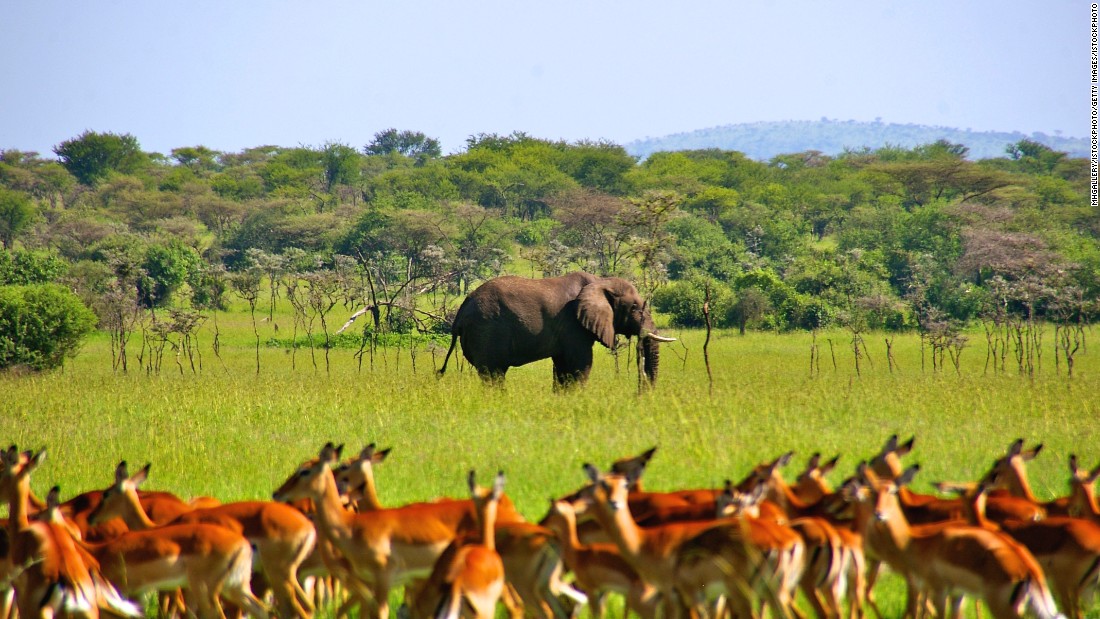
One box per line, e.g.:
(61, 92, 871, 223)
(2, 302, 1098, 616)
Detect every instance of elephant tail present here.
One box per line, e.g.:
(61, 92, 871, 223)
(438, 331, 460, 377)
(438, 299, 469, 377)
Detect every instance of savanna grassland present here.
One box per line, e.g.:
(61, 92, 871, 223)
(3, 303, 1096, 518)
(3, 302, 1099, 617)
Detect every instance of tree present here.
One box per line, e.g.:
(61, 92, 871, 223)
(0, 283, 97, 370)
(728, 287, 772, 335)
(54, 131, 148, 186)
(321, 142, 362, 191)
(365, 129, 441, 163)
(170, 145, 221, 174)
(0, 189, 36, 248)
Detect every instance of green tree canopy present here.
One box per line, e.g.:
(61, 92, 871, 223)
(54, 131, 149, 186)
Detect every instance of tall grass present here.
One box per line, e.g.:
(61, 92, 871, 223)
(3, 310, 1096, 516)
(4, 304, 1097, 616)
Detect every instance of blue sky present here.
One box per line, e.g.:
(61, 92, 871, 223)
(0, 1, 1086, 157)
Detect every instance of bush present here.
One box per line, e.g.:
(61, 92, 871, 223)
(651, 278, 734, 328)
(0, 249, 68, 285)
(0, 284, 97, 370)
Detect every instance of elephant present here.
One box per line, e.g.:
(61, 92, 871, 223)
(438, 272, 675, 387)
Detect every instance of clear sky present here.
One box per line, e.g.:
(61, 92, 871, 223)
(0, 1, 1087, 157)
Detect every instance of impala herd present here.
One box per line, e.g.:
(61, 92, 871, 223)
(2, 436, 1100, 619)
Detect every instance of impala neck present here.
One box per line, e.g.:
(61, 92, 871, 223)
(859, 489, 912, 565)
(1004, 465, 1041, 503)
(25, 489, 47, 513)
(479, 500, 498, 552)
(7, 476, 32, 531)
(771, 476, 816, 513)
(1070, 477, 1100, 518)
(355, 465, 384, 511)
(311, 466, 354, 539)
(120, 490, 158, 530)
(591, 497, 643, 559)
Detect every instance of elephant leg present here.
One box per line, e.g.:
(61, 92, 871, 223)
(552, 348, 593, 389)
(477, 365, 507, 386)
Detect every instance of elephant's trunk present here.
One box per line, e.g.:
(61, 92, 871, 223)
(638, 334, 661, 385)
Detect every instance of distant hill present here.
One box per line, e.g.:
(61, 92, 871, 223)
(623, 119, 1089, 161)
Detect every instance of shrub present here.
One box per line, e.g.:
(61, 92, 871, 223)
(651, 278, 734, 328)
(0, 249, 68, 285)
(0, 284, 97, 370)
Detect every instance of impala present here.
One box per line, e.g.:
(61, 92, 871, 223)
(409, 471, 506, 619)
(851, 462, 1063, 619)
(274, 443, 478, 619)
(334, 444, 583, 619)
(1067, 455, 1100, 521)
(984, 439, 1072, 516)
(938, 477, 1100, 619)
(0, 447, 141, 619)
(539, 499, 656, 619)
(580, 463, 804, 619)
(869, 434, 1045, 523)
(87, 461, 317, 618)
(734, 452, 849, 619)
(789, 454, 870, 619)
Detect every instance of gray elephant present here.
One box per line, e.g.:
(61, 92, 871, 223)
(438, 272, 674, 387)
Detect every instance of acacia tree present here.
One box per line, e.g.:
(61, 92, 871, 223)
(364, 129, 441, 164)
(54, 131, 148, 186)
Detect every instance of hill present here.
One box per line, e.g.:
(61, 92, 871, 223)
(623, 119, 1089, 161)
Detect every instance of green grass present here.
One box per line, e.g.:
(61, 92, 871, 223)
(2, 305, 1099, 617)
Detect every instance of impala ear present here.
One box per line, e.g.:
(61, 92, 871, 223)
(115, 461, 130, 484)
(133, 463, 151, 487)
(576, 282, 616, 348)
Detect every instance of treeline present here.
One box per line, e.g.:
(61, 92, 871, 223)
(0, 129, 1095, 371)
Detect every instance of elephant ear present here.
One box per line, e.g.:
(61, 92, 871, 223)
(576, 282, 616, 348)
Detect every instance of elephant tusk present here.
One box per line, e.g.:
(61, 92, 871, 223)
(644, 332, 676, 343)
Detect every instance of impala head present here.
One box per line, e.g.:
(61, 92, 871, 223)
(582, 463, 633, 512)
(935, 473, 995, 526)
(333, 443, 391, 505)
(717, 479, 766, 519)
(610, 446, 657, 490)
(468, 470, 506, 504)
(88, 460, 151, 526)
(731, 451, 793, 504)
(273, 442, 343, 503)
(1068, 454, 1100, 517)
(41, 485, 82, 540)
(793, 453, 839, 504)
(855, 460, 920, 523)
(868, 434, 915, 481)
(984, 438, 1042, 497)
(0, 445, 46, 504)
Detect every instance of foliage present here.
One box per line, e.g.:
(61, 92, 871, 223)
(651, 278, 734, 328)
(0, 249, 67, 285)
(0, 188, 37, 248)
(140, 241, 203, 307)
(53, 131, 148, 186)
(0, 129, 1094, 338)
(0, 283, 97, 370)
(365, 129, 442, 164)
